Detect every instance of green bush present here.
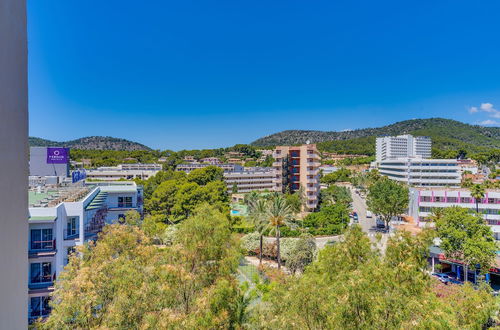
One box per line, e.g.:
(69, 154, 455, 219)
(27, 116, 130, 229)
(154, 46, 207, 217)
(303, 203, 350, 236)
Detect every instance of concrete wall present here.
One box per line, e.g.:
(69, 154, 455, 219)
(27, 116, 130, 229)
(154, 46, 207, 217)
(0, 0, 28, 328)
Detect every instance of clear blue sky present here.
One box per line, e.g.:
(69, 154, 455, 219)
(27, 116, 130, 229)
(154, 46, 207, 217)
(28, 0, 500, 150)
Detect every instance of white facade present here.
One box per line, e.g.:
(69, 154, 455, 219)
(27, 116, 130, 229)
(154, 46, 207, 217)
(378, 158, 461, 187)
(319, 165, 338, 176)
(86, 163, 161, 181)
(0, 0, 28, 327)
(176, 163, 244, 174)
(27, 182, 142, 322)
(409, 188, 500, 239)
(224, 168, 277, 193)
(376, 135, 431, 162)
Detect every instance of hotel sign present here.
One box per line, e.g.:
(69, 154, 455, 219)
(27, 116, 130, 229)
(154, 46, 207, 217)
(46, 147, 68, 164)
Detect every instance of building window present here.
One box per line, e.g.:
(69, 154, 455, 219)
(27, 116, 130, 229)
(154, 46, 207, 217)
(66, 217, 78, 238)
(29, 296, 51, 318)
(30, 262, 52, 284)
(460, 197, 471, 203)
(421, 196, 432, 202)
(30, 229, 53, 250)
(446, 197, 458, 203)
(118, 196, 133, 208)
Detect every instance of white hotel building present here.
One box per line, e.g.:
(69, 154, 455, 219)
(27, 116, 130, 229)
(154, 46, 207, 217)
(224, 167, 276, 193)
(86, 163, 162, 181)
(409, 188, 500, 239)
(378, 158, 461, 187)
(374, 135, 461, 187)
(376, 134, 431, 162)
(28, 182, 142, 321)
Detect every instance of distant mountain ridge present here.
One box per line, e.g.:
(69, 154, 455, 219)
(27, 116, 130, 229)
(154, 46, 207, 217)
(251, 118, 500, 154)
(29, 136, 151, 151)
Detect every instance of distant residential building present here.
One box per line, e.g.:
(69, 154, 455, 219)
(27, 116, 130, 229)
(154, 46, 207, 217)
(409, 187, 500, 239)
(319, 165, 338, 176)
(176, 163, 244, 174)
(378, 158, 461, 187)
(157, 157, 168, 163)
(224, 167, 277, 193)
(183, 156, 196, 163)
(200, 157, 221, 164)
(322, 153, 366, 161)
(225, 151, 244, 158)
(273, 144, 321, 211)
(86, 164, 161, 181)
(27, 181, 142, 322)
(376, 135, 431, 162)
(227, 158, 244, 165)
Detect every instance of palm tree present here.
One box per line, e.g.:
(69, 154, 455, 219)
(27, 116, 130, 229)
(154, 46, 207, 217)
(266, 194, 294, 269)
(247, 198, 270, 265)
(470, 184, 485, 213)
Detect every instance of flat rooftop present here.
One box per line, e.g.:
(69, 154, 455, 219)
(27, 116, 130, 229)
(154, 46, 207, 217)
(29, 186, 92, 208)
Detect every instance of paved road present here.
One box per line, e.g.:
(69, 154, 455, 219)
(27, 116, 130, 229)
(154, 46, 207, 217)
(349, 186, 389, 251)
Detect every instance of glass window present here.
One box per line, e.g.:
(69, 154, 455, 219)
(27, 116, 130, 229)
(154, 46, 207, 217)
(29, 296, 51, 318)
(30, 229, 53, 250)
(67, 217, 78, 237)
(30, 262, 52, 284)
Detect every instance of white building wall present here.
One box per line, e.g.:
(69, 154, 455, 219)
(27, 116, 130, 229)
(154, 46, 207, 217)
(0, 0, 28, 327)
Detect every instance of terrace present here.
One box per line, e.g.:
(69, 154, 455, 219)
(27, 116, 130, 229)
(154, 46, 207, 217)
(29, 186, 92, 208)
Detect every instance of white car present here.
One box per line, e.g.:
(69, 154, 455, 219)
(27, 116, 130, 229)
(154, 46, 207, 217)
(366, 211, 373, 218)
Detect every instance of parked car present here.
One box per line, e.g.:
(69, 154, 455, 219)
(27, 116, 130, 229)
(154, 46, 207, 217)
(353, 212, 359, 223)
(366, 211, 373, 218)
(376, 218, 385, 228)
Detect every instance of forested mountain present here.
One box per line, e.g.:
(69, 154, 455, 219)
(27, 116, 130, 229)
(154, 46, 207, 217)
(29, 136, 151, 151)
(251, 118, 500, 155)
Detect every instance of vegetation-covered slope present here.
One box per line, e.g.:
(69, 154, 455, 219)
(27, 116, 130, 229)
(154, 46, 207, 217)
(251, 118, 500, 155)
(29, 136, 151, 151)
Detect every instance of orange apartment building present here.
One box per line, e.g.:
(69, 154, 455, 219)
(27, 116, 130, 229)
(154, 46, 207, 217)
(272, 144, 321, 211)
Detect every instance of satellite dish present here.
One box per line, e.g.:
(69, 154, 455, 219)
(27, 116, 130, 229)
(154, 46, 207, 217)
(306, 140, 310, 145)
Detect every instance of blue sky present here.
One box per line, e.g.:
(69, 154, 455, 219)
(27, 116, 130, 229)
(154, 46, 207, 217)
(28, 0, 500, 150)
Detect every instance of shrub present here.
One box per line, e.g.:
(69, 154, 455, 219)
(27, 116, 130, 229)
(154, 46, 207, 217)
(241, 232, 260, 254)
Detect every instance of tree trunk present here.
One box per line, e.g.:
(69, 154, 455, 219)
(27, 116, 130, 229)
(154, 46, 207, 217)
(259, 234, 263, 265)
(476, 201, 479, 213)
(276, 226, 281, 269)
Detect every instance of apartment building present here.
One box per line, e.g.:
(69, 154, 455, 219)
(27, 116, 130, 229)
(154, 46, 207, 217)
(409, 187, 500, 239)
(27, 182, 142, 322)
(86, 163, 161, 181)
(378, 158, 461, 187)
(376, 135, 431, 162)
(224, 167, 277, 193)
(176, 163, 244, 174)
(273, 144, 321, 211)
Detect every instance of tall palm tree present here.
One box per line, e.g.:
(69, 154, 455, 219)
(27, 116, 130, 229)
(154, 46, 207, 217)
(248, 198, 270, 265)
(266, 194, 294, 269)
(470, 184, 485, 213)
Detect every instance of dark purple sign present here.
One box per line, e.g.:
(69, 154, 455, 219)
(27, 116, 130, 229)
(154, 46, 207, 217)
(46, 147, 69, 164)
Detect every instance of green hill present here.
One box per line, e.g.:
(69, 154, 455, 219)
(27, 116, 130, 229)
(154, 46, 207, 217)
(251, 118, 500, 155)
(29, 136, 151, 151)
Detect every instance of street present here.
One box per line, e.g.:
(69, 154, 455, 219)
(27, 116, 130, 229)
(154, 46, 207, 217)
(349, 186, 389, 251)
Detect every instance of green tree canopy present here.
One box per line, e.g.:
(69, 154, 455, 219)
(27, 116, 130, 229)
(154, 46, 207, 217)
(40, 205, 242, 329)
(366, 178, 409, 228)
(435, 206, 496, 275)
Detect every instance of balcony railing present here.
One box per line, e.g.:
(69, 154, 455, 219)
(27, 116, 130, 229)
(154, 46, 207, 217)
(30, 239, 56, 252)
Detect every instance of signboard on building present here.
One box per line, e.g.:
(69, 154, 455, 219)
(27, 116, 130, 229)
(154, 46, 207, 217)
(72, 169, 87, 183)
(46, 147, 69, 164)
